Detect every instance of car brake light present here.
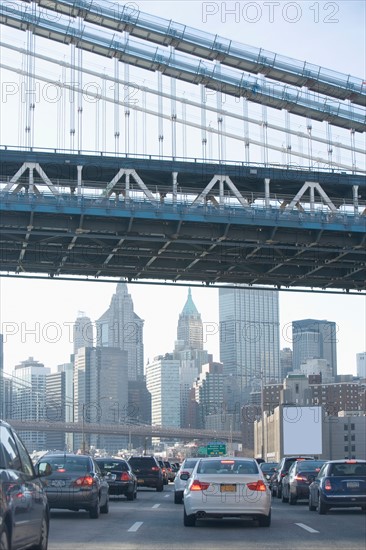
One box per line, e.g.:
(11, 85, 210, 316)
(120, 472, 130, 481)
(73, 475, 94, 487)
(246, 480, 267, 491)
(324, 479, 332, 491)
(345, 460, 357, 464)
(281, 473, 287, 477)
(295, 475, 307, 481)
(190, 480, 210, 491)
(151, 466, 160, 471)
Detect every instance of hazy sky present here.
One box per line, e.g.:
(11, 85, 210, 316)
(0, 1, 365, 376)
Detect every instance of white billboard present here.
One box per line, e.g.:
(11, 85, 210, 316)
(282, 406, 322, 456)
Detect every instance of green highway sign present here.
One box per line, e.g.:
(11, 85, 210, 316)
(198, 446, 207, 455)
(206, 443, 226, 456)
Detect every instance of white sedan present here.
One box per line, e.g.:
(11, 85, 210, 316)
(182, 457, 271, 527)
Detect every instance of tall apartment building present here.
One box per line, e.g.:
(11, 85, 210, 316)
(45, 370, 67, 450)
(292, 319, 338, 378)
(74, 346, 128, 453)
(219, 286, 281, 399)
(12, 357, 50, 451)
(96, 281, 144, 381)
(193, 362, 224, 428)
(145, 354, 180, 429)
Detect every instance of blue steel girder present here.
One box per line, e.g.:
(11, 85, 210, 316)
(1, 2, 365, 132)
(23, 0, 366, 106)
(0, 192, 365, 291)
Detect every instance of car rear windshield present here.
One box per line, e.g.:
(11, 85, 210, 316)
(329, 463, 366, 476)
(183, 459, 198, 469)
(197, 460, 258, 474)
(296, 460, 325, 471)
(96, 460, 128, 472)
(39, 456, 91, 473)
(129, 457, 157, 468)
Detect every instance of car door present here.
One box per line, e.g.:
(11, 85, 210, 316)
(0, 425, 43, 548)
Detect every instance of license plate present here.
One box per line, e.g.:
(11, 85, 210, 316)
(347, 481, 359, 489)
(220, 484, 236, 493)
(50, 480, 66, 487)
(137, 479, 144, 484)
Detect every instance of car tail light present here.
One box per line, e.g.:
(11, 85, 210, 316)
(151, 466, 160, 471)
(190, 480, 210, 491)
(345, 460, 357, 464)
(120, 472, 130, 481)
(295, 475, 307, 481)
(324, 479, 332, 491)
(246, 480, 267, 492)
(281, 473, 287, 477)
(73, 475, 94, 487)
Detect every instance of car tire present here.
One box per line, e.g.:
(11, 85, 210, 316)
(281, 489, 288, 503)
(308, 496, 316, 511)
(317, 495, 328, 515)
(289, 492, 297, 505)
(156, 482, 164, 492)
(258, 511, 271, 527)
(32, 515, 49, 550)
(0, 525, 10, 550)
(183, 508, 196, 527)
(89, 499, 100, 519)
(100, 495, 109, 514)
(174, 492, 183, 504)
(277, 486, 282, 499)
(126, 488, 134, 501)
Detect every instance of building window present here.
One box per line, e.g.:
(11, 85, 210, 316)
(344, 446, 348, 452)
(351, 445, 356, 452)
(344, 424, 348, 431)
(351, 423, 355, 430)
(351, 435, 355, 441)
(344, 435, 348, 442)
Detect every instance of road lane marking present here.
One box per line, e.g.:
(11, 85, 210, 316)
(295, 523, 319, 533)
(128, 522, 143, 532)
(164, 494, 170, 497)
(152, 504, 160, 508)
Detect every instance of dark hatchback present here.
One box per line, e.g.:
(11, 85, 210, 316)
(128, 456, 164, 492)
(282, 459, 326, 504)
(0, 419, 49, 550)
(309, 459, 366, 514)
(95, 457, 137, 500)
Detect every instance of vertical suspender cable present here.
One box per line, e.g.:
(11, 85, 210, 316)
(261, 78, 268, 166)
(243, 98, 249, 164)
(170, 47, 177, 159)
(19, 53, 25, 148)
(142, 86, 147, 156)
(77, 18, 83, 152)
(70, 44, 76, 151)
(216, 62, 224, 162)
(200, 85, 207, 160)
(305, 90, 313, 168)
(102, 73, 107, 153)
(350, 128, 356, 173)
(114, 58, 120, 154)
(285, 111, 292, 166)
(182, 94, 187, 159)
(326, 122, 333, 170)
(124, 32, 130, 155)
(158, 71, 164, 158)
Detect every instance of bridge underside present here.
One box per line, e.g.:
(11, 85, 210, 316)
(1, 200, 365, 291)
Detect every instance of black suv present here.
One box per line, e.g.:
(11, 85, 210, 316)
(0, 419, 50, 550)
(272, 456, 314, 498)
(128, 456, 164, 491)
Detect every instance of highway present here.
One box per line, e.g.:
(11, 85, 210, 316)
(48, 482, 366, 550)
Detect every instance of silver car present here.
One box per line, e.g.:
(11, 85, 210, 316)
(183, 457, 271, 527)
(174, 457, 199, 504)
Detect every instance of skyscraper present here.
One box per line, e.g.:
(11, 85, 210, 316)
(292, 319, 338, 378)
(219, 286, 281, 399)
(174, 288, 211, 427)
(73, 312, 93, 355)
(177, 288, 203, 350)
(96, 281, 144, 381)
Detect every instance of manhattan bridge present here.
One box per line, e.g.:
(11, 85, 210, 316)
(0, 0, 365, 292)
(0, 0, 365, 444)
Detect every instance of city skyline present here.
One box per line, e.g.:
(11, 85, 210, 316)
(0, 277, 365, 379)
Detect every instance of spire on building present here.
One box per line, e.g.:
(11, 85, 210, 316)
(181, 288, 199, 316)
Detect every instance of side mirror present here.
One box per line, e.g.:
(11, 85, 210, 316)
(37, 462, 52, 477)
(180, 473, 190, 481)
